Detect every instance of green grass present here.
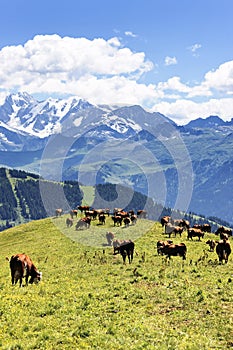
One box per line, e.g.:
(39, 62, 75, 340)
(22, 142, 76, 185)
(0, 215, 232, 349)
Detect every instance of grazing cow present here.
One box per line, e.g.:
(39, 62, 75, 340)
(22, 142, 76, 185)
(188, 228, 204, 241)
(113, 208, 123, 215)
(193, 223, 211, 233)
(55, 208, 63, 217)
(216, 239, 231, 264)
(202, 224, 211, 233)
(106, 232, 115, 246)
(161, 215, 171, 227)
(77, 205, 90, 213)
(123, 217, 131, 227)
(137, 210, 147, 219)
(85, 210, 98, 220)
(113, 240, 135, 264)
(178, 219, 190, 230)
(6, 254, 42, 287)
(66, 217, 74, 228)
(157, 240, 173, 255)
(206, 239, 216, 252)
(70, 209, 78, 219)
(130, 214, 137, 225)
(104, 208, 110, 216)
(76, 217, 91, 230)
(193, 224, 202, 230)
(165, 223, 183, 238)
(215, 226, 232, 237)
(112, 215, 122, 226)
(159, 243, 187, 260)
(99, 213, 106, 225)
(118, 211, 129, 218)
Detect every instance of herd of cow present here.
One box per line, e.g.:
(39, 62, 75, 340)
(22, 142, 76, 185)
(62, 206, 146, 230)
(6, 210, 232, 287)
(158, 215, 232, 263)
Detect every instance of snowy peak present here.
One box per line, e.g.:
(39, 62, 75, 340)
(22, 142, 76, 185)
(0, 92, 96, 138)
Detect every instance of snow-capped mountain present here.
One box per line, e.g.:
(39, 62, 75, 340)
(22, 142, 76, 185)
(0, 92, 233, 225)
(0, 92, 175, 150)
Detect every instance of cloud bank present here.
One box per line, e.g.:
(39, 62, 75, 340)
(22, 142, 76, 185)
(0, 34, 233, 124)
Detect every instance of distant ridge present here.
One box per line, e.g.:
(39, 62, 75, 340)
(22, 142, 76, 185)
(0, 92, 233, 224)
(185, 115, 226, 128)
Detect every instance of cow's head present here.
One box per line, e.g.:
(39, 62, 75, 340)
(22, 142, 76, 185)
(29, 271, 42, 284)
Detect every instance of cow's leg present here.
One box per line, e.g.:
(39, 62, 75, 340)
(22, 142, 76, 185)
(11, 271, 15, 285)
(121, 252, 127, 264)
(20, 277, 23, 287)
(25, 274, 29, 285)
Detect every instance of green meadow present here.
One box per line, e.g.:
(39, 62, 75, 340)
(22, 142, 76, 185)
(0, 214, 232, 349)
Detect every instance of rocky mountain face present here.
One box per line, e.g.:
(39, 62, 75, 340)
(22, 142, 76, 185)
(0, 92, 232, 225)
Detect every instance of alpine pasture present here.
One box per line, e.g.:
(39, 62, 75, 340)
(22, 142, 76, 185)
(0, 212, 232, 349)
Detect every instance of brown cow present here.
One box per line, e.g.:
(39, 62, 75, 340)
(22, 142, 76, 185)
(216, 239, 231, 264)
(106, 232, 115, 246)
(215, 226, 232, 236)
(157, 240, 173, 255)
(76, 217, 91, 230)
(6, 254, 42, 287)
(55, 208, 63, 217)
(165, 223, 183, 238)
(113, 240, 135, 264)
(206, 239, 216, 252)
(193, 224, 211, 232)
(188, 228, 204, 241)
(137, 210, 147, 219)
(159, 243, 187, 260)
(161, 215, 171, 227)
(70, 209, 78, 219)
(66, 217, 74, 227)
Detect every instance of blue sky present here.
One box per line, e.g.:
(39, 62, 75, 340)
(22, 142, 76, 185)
(0, 0, 233, 124)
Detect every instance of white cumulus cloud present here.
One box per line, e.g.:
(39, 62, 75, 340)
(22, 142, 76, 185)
(164, 56, 177, 66)
(0, 34, 233, 124)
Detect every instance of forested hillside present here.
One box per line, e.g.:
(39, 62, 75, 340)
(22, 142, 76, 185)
(0, 167, 231, 233)
(0, 168, 83, 231)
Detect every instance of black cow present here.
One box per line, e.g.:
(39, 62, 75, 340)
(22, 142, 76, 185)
(216, 239, 231, 263)
(123, 217, 131, 227)
(113, 240, 135, 264)
(99, 213, 106, 225)
(6, 254, 42, 287)
(112, 215, 122, 226)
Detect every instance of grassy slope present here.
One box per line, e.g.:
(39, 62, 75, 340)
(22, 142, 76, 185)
(0, 215, 233, 350)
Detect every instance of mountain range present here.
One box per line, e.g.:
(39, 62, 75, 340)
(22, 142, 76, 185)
(0, 92, 233, 225)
